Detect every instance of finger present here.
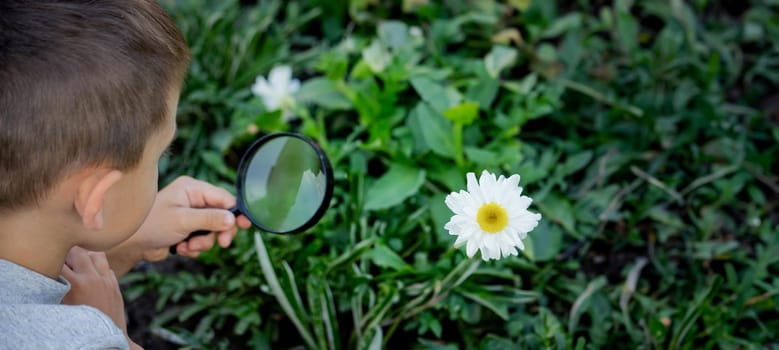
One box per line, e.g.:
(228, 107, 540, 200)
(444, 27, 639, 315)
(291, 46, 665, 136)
(186, 233, 216, 252)
(176, 242, 200, 258)
(61, 264, 75, 280)
(182, 178, 237, 209)
(87, 252, 112, 275)
(216, 227, 238, 248)
(105, 269, 119, 285)
(236, 215, 252, 229)
(142, 247, 169, 263)
(177, 207, 235, 234)
(65, 246, 97, 273)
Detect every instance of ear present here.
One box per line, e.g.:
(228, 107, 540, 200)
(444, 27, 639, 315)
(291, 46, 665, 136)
(73, 169, 123, 230)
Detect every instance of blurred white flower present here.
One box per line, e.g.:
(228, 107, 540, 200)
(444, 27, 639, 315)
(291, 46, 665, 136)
(409, 26, 423, 39)
(444, 170, 541, 261)
(362, 40, 391, 73)
(251, 65, 301, 121)
(409, 26, 424, 47)
(339, 36, 357, 53)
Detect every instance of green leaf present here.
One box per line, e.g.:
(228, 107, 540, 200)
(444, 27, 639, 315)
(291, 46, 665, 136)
(427, 160, 466, 191)
(254, 232, 318, 350)
(485, 45, 518, 78)
(407, 102, 456, 159)
(537, 194, 577, 236)
(691, 241, 740, 260)
(569, 277, 608, 333)
(200, 151, 235, 180)
(366, 244, 410, 271)
(560, 150, 593, 177)
(502, 73, 538, 95)
(366, 325, 383, 350)
(296, 77, 351, 110)
(378, 20, 409, 50)
(541, 12, 583, 38)
(615, 6, 638, 52)
(508, 0, 531, 11)
(466, 78, 500, 108)
(522, 220, 562, 262)
(536, 43, 557, 63)
(670, 278, 722, 349)
(460, 290, 509, 320)
(464, 147, 499, 166)
(364, 162, 426, 210)
(410, 76, 457, 113)
(430, 193, 452, 241)
(209, 129, 235, 152)
(443, 101, 480, 125)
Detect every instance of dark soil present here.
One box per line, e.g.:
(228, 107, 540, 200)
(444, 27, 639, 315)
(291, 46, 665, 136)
(124, 256, 207, 349)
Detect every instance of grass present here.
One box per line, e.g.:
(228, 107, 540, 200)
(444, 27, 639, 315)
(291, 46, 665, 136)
(124, 0, 779, 349)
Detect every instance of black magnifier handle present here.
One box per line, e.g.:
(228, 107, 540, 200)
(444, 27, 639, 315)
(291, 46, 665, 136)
(169, 207, 241, 254)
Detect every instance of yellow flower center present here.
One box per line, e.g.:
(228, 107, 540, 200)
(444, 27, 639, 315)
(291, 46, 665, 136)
(476, 202, 508, 233)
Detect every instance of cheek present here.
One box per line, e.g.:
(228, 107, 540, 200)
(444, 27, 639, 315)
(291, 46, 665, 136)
(143, 167, 159, 209)
(128, 164, 159, 224)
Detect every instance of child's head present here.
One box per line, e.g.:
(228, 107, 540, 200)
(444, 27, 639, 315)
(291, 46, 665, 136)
(0, 0, 190, 214)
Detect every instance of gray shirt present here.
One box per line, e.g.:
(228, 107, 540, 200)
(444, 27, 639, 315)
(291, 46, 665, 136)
(0, 259, 130, 350)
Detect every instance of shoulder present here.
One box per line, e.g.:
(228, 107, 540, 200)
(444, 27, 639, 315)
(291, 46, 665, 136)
(0, 304, 129, 350)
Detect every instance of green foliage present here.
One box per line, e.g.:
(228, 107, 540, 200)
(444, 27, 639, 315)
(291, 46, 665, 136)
(126, 0, 779, 348)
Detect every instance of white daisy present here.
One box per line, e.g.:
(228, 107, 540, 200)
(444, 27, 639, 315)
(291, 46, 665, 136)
(444, 170, 541, 261)
(251, 65, 301, 121)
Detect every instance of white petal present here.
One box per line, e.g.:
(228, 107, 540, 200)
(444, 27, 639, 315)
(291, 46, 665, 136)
(479, 170, 498, 201)
(453, 234, 469, 247)
(251, 78, 272, 97)
(466, 241, 479, 258)
(504, 174, 520, 189)
(445, 214, 470, 232)
(509, 229, 526, 246)
(506, 196, 532, 214)
(251, 77, 285, 110)
(511, 212, 542, 233)
(466, 172, 485, 204)
(445, 191, 473, 216)
(485, 236, 503, 259)
(515, 238, 525, 251)
(444, 219, 461, 235)
(483, 244, 500, 261)
(269, 65, 293, 90)
(500, 241, 518, 258)
(288, 79, 301, 94)
(497, 232, 524, 255)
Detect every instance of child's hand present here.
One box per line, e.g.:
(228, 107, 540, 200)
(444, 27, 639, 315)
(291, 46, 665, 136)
(128, 176, 251, 261)
(61, 247, 128, 334)
(104, 176, 251, 276)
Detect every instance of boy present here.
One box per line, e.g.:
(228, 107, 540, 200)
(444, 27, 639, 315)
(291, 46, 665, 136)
(0, 1, 251, 348)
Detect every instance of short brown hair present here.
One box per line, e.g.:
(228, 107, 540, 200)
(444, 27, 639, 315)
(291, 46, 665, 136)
(0, 0, 191, 211)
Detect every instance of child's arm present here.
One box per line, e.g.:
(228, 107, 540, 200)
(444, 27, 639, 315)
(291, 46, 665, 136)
(106, 176, 252, 276)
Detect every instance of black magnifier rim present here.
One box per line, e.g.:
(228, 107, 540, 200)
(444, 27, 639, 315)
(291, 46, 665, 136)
(235, 132, 334, 235)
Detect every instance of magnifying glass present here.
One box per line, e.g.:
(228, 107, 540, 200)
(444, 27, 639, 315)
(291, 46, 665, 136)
(171, 132, 334, 253)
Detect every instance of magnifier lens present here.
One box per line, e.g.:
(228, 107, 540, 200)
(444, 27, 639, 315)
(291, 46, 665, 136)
(240, 136, 328, 233)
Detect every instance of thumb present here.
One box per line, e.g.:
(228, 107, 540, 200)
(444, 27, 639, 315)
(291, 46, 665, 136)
(178, 207, 235, 234)
(141, 247, 170, 262)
